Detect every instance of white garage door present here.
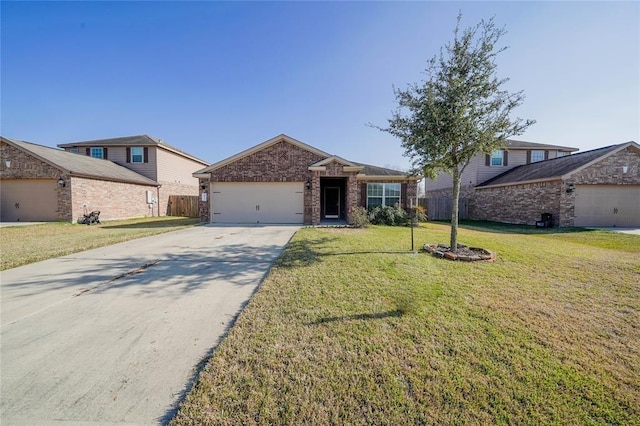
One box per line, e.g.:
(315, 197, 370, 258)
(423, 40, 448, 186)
(0, 179, 59, 222)
(210, 182, 304, 224)
(574, 185, 640, 227)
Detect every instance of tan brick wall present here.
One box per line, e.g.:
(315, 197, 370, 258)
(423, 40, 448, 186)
(472, 180, 563, 226)
(1, 141, 62, 180)
(71, 176, 156, 222)
(570, 146, 640, 185)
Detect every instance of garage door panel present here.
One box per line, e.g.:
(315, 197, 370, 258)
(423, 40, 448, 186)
(1, 179, 58, 222)
(211, 182, 304, 224)
(574, 185, 640, 227)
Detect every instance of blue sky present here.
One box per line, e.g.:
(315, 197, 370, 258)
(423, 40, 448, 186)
(2, 1, 638, 170)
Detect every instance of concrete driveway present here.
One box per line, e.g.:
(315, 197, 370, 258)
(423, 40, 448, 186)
(1, 224, 298, 425)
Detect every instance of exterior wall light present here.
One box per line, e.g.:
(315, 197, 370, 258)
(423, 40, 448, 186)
(305, 179, 312, 190)
(57, 177, 66, 188)
(200, 182, 207, 190)
(566, 183, 575, 193)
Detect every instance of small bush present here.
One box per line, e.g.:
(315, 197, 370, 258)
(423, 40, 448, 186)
(368, 204, 409, 226)
(348, 206, 369, 228)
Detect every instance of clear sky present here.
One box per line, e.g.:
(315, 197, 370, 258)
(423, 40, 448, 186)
(2, 1, 638, 170)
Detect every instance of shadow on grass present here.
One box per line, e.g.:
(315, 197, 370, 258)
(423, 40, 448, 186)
(277, 236, 337, 268)
(100, 218, 200, 229)
(308, 310, 402, 325)
(430, 219, 598, 235)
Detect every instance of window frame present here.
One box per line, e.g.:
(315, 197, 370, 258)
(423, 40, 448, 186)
(531, 150, 545, 163)
(90, 147, 104, 159)
(490, 150, 504, 166)
(130, 147, 144, 163)
(367, 183, 401, 208)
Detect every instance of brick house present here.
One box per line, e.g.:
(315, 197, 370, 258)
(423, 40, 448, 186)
(58, 135, 209, 216)
(473, 141, 640, 227)
(193, 134, 420, 225)
(1, 137, 159, 222)
(425, 139, 579, 202)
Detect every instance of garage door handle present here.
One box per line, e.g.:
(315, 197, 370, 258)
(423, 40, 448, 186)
(614, 208, 618, 214)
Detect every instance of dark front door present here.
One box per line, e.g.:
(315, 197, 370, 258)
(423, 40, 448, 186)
(324, 187, 340, 218)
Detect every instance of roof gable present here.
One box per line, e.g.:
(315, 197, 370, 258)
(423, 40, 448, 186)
(477, 141, 639, 188)
(2, 137, 159, 186)
(194, 134, 331, 175)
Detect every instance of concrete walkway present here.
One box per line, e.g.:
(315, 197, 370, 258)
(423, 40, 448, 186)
(1, 225, 299, 425)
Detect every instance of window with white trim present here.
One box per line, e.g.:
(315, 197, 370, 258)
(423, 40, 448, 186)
(531, 150, 544, 163)
(131, 147, 144, 163)
(557, 151, 566, 158)
(69, 147, 78, 153)
(90, 147, 104, 159)
(490, 150, 504, 166)
(367, 183, 401, 208)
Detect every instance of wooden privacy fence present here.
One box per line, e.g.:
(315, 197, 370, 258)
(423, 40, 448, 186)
(425, 197, 469, 221)
(167, 195, 199, 218)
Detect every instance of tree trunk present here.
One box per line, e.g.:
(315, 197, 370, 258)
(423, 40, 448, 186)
(450, 168, 461, 252)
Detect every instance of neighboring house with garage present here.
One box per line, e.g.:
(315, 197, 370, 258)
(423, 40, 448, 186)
(473, 141, 640, 227)
(193, 134, 419, 225)
(425, 140, 579, 201)
(58, 135, 209, 216)
(1, 137, 159, 222)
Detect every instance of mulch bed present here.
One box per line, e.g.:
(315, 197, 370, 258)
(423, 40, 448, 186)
(423, 243, 496, 262)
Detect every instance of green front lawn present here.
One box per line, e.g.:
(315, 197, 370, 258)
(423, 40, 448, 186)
(173, 223, 640, 425)
(0, 217, 200, 270)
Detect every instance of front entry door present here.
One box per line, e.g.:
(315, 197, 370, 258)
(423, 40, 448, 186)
(324, 187, 340, 218)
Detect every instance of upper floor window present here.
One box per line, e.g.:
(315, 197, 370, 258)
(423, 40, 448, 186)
(367, 183, 401, 208)
(69, 147, 78, 153)
(90, 147, 104, 159)
(557, 152, 566, 158)
(131, 147, 144, 163)
(490, 150, 504, 166)
(531, 150, 545, 163)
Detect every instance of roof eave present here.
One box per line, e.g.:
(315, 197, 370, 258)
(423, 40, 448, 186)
(561, 141, 640, 180)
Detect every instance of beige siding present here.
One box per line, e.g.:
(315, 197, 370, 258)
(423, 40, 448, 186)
(425, 160, 478, 192)
(156, 148, 203, 187)
(113, 147, 158, 181)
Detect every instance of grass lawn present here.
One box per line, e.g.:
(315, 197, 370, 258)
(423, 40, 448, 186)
(0, 217, 199, 270)
(172, 222, 640, 425)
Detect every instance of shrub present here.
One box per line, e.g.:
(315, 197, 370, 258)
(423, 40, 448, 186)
(348, 206, 369, 228)
(368, 204, 409, 226)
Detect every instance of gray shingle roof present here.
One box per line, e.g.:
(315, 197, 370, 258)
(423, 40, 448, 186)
(355, 162, 410, 176)
(3, 137, 159, 186)
(505, 139, 578, 151)
(476, 143, 627, 187)
(58, 134, 209, 165)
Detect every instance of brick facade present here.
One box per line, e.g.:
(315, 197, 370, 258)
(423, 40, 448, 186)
(70, 176, 157, 221)
(199, 138, 419, 225)
(472, 146, 640, 227)
(473, 181, 563, 226)
(1, 140, 158, 222)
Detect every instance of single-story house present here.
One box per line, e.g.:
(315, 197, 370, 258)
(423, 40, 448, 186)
(473, 141, 640, 227)
(1, 137, 160, 222)
(193, 134, 420, 225)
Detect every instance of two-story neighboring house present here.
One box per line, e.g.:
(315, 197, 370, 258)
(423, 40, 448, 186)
(425, 140, 579, 201)
(424, 140, 579, 221)
(58, 135, 209, 216)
